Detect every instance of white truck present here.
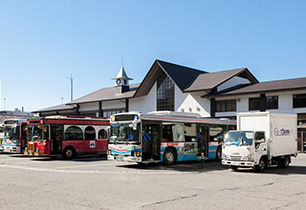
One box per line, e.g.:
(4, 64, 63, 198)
(222, 112, 297, 172)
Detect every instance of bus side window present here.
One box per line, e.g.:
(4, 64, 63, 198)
(65, 126, 83, 140)
(184, 123, 196, 142)
(85, 126, 96, 140)
(162, 125, 173, 142)
(98, 129, 107, 139)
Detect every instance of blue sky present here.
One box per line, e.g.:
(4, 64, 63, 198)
(1, 0, 306, 112)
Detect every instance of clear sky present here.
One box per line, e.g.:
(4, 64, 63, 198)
(1, 0, 306, 112)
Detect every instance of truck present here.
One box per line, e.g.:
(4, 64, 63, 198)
(221, 112, 297, 172)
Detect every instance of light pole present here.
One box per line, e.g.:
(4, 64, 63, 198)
(3, 97, 6, 110)
(66, 74, 74, 102)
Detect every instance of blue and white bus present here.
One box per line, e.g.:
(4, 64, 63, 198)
(2, 119, 27, 153)
(108, 111, 236, 165)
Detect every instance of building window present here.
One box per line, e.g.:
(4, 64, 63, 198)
(157, 72, 174, 111)
(249, 97, 260, 110)
(103, 109, 124, 118)
(266, 96, 278, 109)
(215, 100, 236, 112)
(293, 94, 306, 108)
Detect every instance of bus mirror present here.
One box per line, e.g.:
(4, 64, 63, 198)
(129, 123, 137, 130)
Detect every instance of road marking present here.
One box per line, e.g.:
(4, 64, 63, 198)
(55, 162, 115, 169)
(0, 163, 185, 175)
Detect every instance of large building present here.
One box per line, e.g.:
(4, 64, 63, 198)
(34, 59, 306, 151)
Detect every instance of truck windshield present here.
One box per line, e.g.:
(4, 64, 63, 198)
(224, 131, 253, 146)
(4, 125, 19, 141)
(110, 123, 140, 143)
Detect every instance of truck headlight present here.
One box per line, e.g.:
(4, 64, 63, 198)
(222, 154, 229, 160)
(242, 154, 254, 161)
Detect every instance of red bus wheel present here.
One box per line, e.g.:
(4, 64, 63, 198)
(63, 147, 75, 159)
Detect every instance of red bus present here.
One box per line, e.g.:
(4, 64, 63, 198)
(24, 116, 109, 159)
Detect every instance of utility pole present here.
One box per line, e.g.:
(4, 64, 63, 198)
(66, 74, 74, 102)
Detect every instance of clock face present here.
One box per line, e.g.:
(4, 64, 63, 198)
(116, 79, 121, 85)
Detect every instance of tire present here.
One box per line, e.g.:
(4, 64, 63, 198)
(255, 158, 266, 172)
(63, 147, 75, 159)
(230, 166, 238, 171)
(216, 146, 222, 161)
(163, 149, 176, 165)
(281, 156, 290, 168)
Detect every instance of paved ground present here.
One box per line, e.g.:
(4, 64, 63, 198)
(0, 153, 306, 210)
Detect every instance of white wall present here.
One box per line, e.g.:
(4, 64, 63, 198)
(102, 100, 126, 110)
(175, 86, 211, 117)
(79, 102, 99, 112)
(217, 76, 251, 92)
(130, 83, 156, 113)
(215, 90, 306, 117)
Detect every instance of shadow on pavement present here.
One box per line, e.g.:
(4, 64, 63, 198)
(117, 160, 229, 173)
(232, 165, 306, 175)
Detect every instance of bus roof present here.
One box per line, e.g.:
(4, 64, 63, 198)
(28, 115, 109, 125)
(111, 112, 236, 125)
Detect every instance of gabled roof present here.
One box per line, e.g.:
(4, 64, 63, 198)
(134, 59, 206, 97)
(184, 68, 258, 92)
(205, 77, 306, 97)
(68, 83, 140, 105)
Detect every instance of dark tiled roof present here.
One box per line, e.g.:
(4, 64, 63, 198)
(33, 104, 77, 113)
(69, 83, 140, 104)
(134, 60, 206, 97)
(207, 77, 306, 97)
(184, 68, 258, 92)
(157, 60, 206, 91)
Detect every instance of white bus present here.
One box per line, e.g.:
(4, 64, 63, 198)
(108, 111, 236, 165)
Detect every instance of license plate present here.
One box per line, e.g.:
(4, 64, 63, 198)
(116, 157, 124, 161)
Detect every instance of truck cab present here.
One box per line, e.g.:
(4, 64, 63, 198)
(222, 130, 268, 171)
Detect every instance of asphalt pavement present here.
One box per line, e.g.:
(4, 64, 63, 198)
(1, 153, 306, 210)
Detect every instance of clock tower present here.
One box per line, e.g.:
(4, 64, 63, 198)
(112, 66, 133, 93)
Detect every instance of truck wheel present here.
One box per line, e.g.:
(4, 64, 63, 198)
(255, 158, 266, 172)
(216, 147, 222, 161)
(163, 149, 176, 165)
(281, 156, 290, 168)
(63, 147, 75, 159)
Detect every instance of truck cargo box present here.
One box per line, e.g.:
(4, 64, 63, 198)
(237, 112, 297, 158)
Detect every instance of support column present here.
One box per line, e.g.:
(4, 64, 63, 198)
(210, 98, 216, 117)
(75, 104, 80, 116)
(260, 94, 266, 112)
(125, 99, 129, 113)
(99, 101, 103, 117)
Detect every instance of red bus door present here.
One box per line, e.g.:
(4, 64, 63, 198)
(50, 125, 62, 156)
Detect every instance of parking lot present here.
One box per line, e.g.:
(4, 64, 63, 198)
(1, 153, 306, 210)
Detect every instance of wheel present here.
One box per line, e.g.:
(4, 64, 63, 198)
(230, 166, 238, 171)
(281, 156, 290, 168)
(63, 147, 75, 159)
(216, 147, 222, 161)
(255, 158, 266, 172)
(163, 149, 176, 165)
